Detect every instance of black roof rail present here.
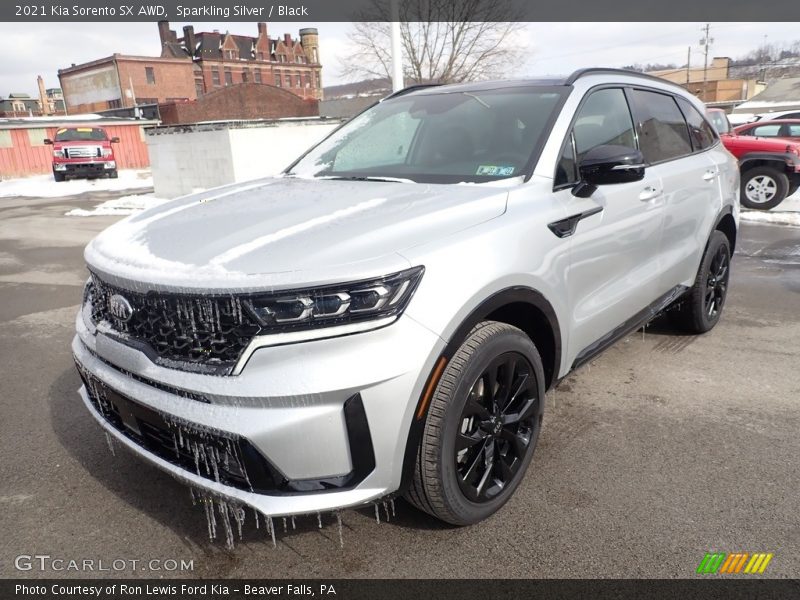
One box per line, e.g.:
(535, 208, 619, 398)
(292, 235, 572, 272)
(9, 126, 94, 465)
(565, 68, 687, 90)
(383, 83, 443, 100)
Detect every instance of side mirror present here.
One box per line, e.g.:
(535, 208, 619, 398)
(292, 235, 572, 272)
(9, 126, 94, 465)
(43, 139, 53, 145)
(573, 144, 646, 197)
(110, 137, 120, 143)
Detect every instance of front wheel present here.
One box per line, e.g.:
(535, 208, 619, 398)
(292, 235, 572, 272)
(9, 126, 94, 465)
(671, 231, 731, 334)
(108, 169, 119, 179)
(53, 171, 65, 182)
(406, 321, 545, 525)
(740, 167, 789, 210)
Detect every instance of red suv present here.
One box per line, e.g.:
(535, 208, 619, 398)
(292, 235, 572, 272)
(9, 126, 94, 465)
(708, 108, 800, 209)
(44, 127, 119, 182)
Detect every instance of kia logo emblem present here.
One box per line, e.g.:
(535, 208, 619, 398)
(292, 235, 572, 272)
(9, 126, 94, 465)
(108, 294, 134, 322)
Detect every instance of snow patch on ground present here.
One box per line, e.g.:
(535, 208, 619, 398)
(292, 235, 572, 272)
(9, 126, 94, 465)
(65, 193, 170, 217)
(740, 192, 800, 227)
(0, 170, 153, 198)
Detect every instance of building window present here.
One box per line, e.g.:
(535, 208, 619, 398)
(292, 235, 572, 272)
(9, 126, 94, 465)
(278, 54, 287, 63)
(275, 73, 282, 87)
(212, 70, 220, 87)
(224, 49, 238, 60)
(242, 68, 249, 83)
(195, 81, 205, 96)
(304, 74, 311, 88)
(257, 52, 266, 60)
(255, 70, 262, 84)
(27, 128, 48, 147)
(145, 66, 156, 84)
(315, 72, 320, 88)
(312, 48, 318, 63)
(137, 98, 157, 105)
(108, 99, 122, 109)
(224, 68, 233, 85)
(295, 73, 301, 88)
(284, 74, 291, 87)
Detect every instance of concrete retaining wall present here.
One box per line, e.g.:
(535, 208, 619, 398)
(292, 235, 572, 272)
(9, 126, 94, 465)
(145, 117, 343, 198)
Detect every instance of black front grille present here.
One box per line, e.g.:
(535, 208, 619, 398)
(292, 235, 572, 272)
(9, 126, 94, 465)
(88, 274, 261, 374)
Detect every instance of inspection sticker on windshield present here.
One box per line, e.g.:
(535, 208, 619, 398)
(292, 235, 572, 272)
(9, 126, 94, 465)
(476, 165, 515, 176)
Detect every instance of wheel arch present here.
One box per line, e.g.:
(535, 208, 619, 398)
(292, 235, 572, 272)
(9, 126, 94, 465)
(398, 286, 562, 493)
(714, 205, 737, 253)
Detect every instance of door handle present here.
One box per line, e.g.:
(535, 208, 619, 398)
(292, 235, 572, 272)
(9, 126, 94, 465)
(639, 186, 662, 201)
(703, 169, 718, 181)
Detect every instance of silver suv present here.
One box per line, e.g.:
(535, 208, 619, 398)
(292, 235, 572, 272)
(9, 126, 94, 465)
(73, 69, 739, 527)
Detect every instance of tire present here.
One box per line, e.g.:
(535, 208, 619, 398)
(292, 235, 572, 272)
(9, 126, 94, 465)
(53, 172, 65, 182)
(788, 182, 799, 198)
(740, 166, 789, 210)
(670, 231, 731, 334)
(108, 170, 119, 179)
(405, 321, 545, 525)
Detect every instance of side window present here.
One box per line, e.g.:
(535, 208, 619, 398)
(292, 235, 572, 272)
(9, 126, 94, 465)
(750, 124, 781, 137)
(676, 97, 717, 151)
(786, 124, 800, 137)
(630, 89, 693, 163)
(554, 133, 577, 187)
(555, 88, 636, 186)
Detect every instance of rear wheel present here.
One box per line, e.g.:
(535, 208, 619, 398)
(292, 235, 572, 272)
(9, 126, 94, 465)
(740, 166, 789, 210)
(670, 231, 731, 334)
(406, 321, 545, 525)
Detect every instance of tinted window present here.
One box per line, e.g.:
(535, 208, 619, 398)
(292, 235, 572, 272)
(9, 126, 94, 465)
(556, 88, 635, 186)
(554, 133, 577, 187)
(677, 97, 717, 150)
(631, 89, 692, 163)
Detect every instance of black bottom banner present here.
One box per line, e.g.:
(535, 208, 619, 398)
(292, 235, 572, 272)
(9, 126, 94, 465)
(3, 579, 800, 600)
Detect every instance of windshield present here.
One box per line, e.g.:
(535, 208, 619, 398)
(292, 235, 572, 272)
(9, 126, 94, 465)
(54, 127, 108, 142)
(288, 86, 567, 184)
(707, 111, 730, 135)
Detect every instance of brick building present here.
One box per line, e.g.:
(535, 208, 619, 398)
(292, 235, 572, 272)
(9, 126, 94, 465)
(58, 54, 198, 114)
(57, 22, 323, 121)
(158, 21, 322, 101)
(648, 57, 764, 103)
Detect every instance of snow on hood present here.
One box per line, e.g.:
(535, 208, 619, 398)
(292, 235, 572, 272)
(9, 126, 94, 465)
(85, 176, 508, 291)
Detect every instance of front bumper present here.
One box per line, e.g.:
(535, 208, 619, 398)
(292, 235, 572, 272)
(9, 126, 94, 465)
(54, 161, 115, 174)
(73, 307, 444, 516)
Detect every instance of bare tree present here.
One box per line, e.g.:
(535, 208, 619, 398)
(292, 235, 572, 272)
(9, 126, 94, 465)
(342, 0, 527, 85)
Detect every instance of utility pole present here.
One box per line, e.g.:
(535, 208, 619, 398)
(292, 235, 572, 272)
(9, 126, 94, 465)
(700, 23, 713, 101)
(390, 0, 403, 92)
(686, 46, 691, 85)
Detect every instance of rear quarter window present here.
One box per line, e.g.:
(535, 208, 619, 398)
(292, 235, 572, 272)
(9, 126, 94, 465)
(676, 97, 717, 151)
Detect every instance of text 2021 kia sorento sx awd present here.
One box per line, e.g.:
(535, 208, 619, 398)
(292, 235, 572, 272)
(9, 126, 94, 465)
(73, 70, 738, 526)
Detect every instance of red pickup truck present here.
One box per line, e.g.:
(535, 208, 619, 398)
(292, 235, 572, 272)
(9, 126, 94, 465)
(708, 108, 800, 209)
(43, 127, 119, 182)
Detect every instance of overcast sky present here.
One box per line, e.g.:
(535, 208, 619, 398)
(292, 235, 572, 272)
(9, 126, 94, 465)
(1, 21, 798, 96)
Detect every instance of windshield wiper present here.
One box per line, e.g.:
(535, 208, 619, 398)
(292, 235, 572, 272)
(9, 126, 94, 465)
(318, 175, 416, 184)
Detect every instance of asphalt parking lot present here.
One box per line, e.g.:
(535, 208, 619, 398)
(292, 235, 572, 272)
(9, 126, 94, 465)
(1, 186, 798, 579)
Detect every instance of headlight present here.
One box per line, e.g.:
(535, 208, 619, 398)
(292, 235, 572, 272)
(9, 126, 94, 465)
(245, 266, 424, 333)
(102, 147, 113, 158)
(53, 149, 65, 158)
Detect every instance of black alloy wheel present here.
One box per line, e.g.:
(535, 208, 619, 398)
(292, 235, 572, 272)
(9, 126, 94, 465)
(455, 352, 539, 502)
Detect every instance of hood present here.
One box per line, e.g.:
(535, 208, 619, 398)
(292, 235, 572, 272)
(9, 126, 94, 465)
(86, 176, 508, 291)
